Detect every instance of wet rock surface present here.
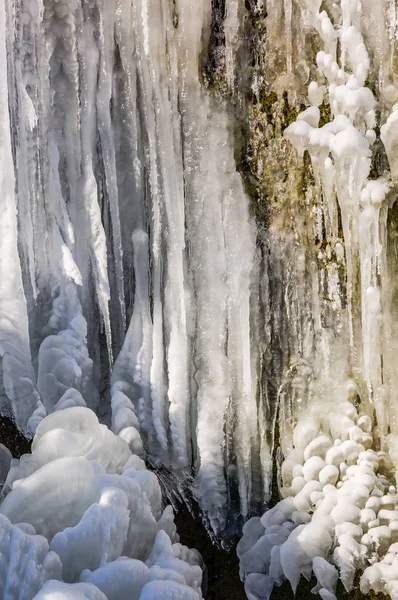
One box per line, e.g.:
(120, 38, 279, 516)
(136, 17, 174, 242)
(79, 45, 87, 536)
(175, 505, 246, 599)
(0, 416, 31, 458)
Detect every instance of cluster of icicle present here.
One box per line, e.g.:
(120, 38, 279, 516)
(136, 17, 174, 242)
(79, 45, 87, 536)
(238, 0, 398, 598)
(284, 0, 392, 429)
(0, 0, 260, 536)
(0, 284, 204, 599)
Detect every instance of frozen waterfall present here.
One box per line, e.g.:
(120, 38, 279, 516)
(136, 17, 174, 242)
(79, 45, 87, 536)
(0, 0, 262, 541)
(4, 0, 398, 599)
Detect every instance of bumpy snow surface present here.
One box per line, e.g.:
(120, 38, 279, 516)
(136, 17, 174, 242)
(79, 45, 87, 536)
(0, 406, 204, 600)
(239, 397, 398, 600)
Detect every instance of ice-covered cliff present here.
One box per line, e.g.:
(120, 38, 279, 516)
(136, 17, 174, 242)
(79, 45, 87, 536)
(231, 0, 398, 598)
(5, 0, 398, 598)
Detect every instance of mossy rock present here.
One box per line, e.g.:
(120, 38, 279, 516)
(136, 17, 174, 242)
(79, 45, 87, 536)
(281, 91, 305, 132)
(319, 101, 332, 127)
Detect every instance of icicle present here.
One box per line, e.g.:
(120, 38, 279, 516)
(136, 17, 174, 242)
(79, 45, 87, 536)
(78, 15, 113, 362)
(224, 0, 240, 89)
(0, 0, 40, 430)
(111, 229, 154, 458)
(96, 0, 126, 336)
(284, 0, 293, 73)
(224, 180, 258, 520)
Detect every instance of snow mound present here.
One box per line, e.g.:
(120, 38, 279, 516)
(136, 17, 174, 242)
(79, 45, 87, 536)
(0, 407, 204, 600)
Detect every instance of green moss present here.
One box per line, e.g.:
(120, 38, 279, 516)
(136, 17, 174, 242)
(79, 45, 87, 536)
(281, 91, 301, 131)
(207, 68, 230, 98)
(236, 88, 313, 224)
(319, 101, 332, 127)
(257, 89, 278, 139)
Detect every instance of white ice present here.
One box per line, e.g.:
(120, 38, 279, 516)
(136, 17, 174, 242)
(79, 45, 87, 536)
(239, 396, 398, 599)
(0, 407, 204, 600)
(0, 0, 262, 545)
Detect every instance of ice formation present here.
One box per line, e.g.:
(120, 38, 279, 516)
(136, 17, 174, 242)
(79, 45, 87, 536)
(0, 406, 204, 600)
(5, 0, 398, 597)
(239, 395, 398, 599)
(0, 0, 263, 538)
(239, 0, 398, 597)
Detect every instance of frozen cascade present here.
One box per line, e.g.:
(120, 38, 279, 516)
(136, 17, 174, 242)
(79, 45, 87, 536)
(7, 0, 398, 598)
(0, 0, 262, 544)
(0, 271, 204, 597)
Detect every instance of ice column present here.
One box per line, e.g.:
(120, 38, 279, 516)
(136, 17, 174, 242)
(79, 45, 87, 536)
(0, 0, 40, 431)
